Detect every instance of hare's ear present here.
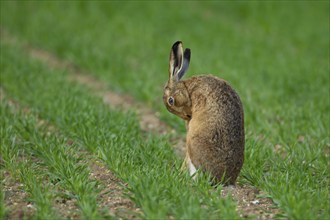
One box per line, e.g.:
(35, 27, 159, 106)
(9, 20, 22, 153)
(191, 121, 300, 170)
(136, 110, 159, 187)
(177, 48, 191, 80)
(169, 41, 191, 82)
(169, 41, 183, 82)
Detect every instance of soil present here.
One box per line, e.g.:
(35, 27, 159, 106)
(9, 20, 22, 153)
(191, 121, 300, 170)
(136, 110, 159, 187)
(221, 185, 280, 219)
(1, 28, 281, 219)
(1, 170, 34, 219)
(88, 160, 140, 219)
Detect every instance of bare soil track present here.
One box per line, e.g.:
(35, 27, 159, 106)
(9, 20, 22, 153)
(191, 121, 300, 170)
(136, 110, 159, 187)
(1, 29, 280, 219)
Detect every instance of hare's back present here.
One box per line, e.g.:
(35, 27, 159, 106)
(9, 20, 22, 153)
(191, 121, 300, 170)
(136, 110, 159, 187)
(187, 74, 244, 148)
(203, 75, 243, 137)
(188, 75, 243, 115)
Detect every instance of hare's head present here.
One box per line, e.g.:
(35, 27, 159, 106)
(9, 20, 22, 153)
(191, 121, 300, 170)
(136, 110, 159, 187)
(163, 41, 192, 121)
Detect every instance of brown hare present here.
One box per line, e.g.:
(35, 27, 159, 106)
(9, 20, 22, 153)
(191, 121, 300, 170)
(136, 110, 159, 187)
(163, 41, 244, 185)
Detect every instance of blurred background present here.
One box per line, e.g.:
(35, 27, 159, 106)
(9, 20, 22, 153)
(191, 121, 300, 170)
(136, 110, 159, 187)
(1, 1, 329, 134)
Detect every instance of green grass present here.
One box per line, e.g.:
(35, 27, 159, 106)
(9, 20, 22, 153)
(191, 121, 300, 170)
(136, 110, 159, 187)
(1, 98, 102, 219)
(1, 43, 238, 219)
(1, 103, 62, 219)
(1, 1, 329, 219)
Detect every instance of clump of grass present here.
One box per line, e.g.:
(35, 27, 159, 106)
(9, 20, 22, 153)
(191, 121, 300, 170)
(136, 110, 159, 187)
(0, 98, 103, 219)
(1, 103, 61, 219)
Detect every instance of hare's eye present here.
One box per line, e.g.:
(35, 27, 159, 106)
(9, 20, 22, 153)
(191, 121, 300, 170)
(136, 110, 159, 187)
(168, 97, 174, 106)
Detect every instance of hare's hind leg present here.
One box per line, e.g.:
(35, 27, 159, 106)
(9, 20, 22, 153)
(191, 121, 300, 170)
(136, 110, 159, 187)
(185, 132, 197, 179)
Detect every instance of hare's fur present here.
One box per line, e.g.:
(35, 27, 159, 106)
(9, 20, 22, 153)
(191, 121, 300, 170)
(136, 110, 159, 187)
(163, 42, 244, 185)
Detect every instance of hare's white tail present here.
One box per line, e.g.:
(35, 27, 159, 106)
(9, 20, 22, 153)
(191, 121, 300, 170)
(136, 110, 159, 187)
(187, 157, 197, 179)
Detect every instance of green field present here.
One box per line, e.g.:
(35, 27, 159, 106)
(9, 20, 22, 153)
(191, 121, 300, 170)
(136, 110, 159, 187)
(1, 1, 329, 220)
